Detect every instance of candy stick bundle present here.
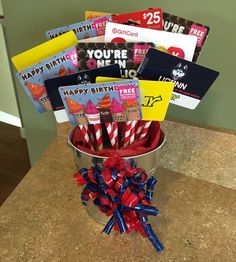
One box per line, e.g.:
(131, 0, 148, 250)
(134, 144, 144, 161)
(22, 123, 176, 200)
(78, 120, 152, 152)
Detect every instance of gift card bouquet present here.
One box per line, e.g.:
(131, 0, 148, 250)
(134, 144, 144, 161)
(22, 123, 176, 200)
(11, 7, 219, 253)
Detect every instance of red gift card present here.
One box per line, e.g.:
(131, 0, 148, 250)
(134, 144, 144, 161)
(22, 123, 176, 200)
(112, 8, 162, 30)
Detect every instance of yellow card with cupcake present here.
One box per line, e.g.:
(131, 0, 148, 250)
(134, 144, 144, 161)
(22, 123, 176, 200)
(58, 79, 142, 125)
(96, 77, 174, 121)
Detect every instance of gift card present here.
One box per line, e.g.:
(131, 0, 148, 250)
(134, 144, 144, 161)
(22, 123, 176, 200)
(44, 64, 121, 122)
(76, 41, 155, 78)
(46, 15, 112, 40)
(85, 10, 209, 62)
(16, 46, 78, 113)
(104, 22, 197, 61)
(112, 8, 162, 30)
(59, 79, 142, 125)
(137, 48, 219, 109)
(96, 77, 174, 121)
(79, 36, 105, 43)
(12, 31, 77, 72)
(162, 11, 210, 62)
(85, 11, 112, 20)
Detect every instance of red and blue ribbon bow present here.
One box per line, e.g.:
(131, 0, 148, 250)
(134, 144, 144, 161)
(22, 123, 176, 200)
(74, 156, 164, 252)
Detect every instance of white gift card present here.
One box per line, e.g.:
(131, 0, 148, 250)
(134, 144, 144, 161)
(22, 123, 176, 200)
(105, 22, 197, 61)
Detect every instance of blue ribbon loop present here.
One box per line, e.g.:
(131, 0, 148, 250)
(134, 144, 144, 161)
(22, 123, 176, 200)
(102, 215, 115, 235)
(146, 176, 157, 190)
(143, 224, 164, 252)
(114, 209, 127, 234)
(132, 204, 158, 216)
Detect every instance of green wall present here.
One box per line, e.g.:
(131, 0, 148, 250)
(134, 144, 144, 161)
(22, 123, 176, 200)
(2, 0, 236, 164)
(0, 1, 2, 15)
(0, 24, 20, 119)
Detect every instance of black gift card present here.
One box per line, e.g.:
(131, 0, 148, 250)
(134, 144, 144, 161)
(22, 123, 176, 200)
(137, 48, 219, 109)
(76, 42, 155, 78)
(44, 64, 121, 122)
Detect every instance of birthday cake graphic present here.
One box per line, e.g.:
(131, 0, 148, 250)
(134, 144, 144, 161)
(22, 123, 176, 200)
(123, 99, 140, 121)
(97, 93, 112, 122)
(85, 100, 101, 124)
(110, 98, 126, 122)
(65, 97, 88, 125)
(25, 82, 52, 111)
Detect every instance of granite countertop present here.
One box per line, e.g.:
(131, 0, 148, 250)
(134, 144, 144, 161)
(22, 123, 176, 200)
(0, 120, 236, 261)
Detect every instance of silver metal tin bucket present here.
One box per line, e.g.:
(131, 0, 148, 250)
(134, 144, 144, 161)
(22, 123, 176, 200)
(68, 128, 166, 224)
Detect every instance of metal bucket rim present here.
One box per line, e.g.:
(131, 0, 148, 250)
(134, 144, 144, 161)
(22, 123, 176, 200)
(67, 128, 166, 160)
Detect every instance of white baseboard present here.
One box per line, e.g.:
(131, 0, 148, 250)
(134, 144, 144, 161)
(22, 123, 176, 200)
(0, 111, 22, 127)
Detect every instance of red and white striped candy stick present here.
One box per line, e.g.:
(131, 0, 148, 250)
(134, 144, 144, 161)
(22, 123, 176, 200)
(105, 122, 116, 149)
(112, 122, 119, 149)
(129, 120, 138, 145)
(122, 121, 132, 148)
(94, 123, 103, 151)
(135, 120, 144, 140)
(78, 124, 94, 151)
(87, 124, 95, 144)
(139, 121, 152, 140)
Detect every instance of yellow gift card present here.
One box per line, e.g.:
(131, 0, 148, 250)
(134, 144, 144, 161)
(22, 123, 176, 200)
(96, 77, 174, 121)
(11, 31, 78, 72)
(85, 11, 112, 20)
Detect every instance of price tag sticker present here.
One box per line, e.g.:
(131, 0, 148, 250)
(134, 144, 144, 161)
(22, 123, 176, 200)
(112, 8, 162, 30)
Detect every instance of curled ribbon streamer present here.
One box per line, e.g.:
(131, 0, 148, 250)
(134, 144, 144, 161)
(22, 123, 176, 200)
(74, 156, 164, 253)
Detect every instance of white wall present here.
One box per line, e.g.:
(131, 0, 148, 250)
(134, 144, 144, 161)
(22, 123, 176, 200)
(0, 1, 21, 127)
